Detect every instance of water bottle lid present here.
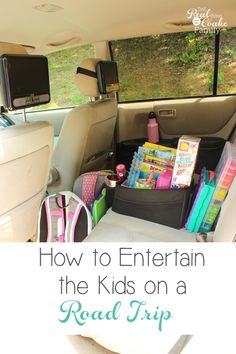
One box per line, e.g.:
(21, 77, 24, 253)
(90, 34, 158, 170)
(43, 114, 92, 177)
(148, 111, 157, 119)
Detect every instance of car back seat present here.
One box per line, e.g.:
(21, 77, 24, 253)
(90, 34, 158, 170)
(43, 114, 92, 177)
(84, 176, 236, 242)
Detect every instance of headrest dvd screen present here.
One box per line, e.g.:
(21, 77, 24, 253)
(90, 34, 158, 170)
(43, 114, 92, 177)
(0, 54, 50, 110)
(96, 61, 119, 94)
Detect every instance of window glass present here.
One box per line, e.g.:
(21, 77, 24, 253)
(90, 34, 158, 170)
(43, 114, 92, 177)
(111, 32, 215, 102)
(217, 28, 236, 95)
(30, 44, 95, 111)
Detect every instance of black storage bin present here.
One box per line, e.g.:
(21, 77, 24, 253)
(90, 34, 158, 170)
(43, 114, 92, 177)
(117, 137, 225, 174)
(117, 138, 145, 169)
(112, 184, 194, 229)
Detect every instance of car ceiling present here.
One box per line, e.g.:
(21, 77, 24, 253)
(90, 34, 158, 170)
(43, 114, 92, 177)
(0, 0, 236, 54)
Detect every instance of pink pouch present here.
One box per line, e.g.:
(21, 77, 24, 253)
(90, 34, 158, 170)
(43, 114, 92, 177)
(155, 169, 172, 190)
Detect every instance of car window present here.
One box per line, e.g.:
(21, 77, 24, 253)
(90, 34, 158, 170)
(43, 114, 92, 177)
(217, 28, 236, 95)
(110, 29, 235, 102)
(29, 44, 95, 111)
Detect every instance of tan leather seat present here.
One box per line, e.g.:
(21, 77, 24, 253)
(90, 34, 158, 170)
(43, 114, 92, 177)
(48, 58, 117, 193)
(0, 42, 54, 241)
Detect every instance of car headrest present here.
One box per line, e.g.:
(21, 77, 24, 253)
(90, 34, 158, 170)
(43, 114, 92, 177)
(75, 57, 101, 97)
(0, 42, 28, 107)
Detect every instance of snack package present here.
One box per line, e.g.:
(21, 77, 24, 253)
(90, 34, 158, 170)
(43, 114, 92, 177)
(139, 162, 171, 179)
(143, 142, 176, 167)
(171, 136, 201, 189)
(144, 155, 174, 169)
(135, 178, 155, 189)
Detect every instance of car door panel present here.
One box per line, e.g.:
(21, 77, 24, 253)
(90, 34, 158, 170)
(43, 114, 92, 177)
(117, 96, 236, 142)
(153, 96, 236, 137)
(117, 101, 154, 142)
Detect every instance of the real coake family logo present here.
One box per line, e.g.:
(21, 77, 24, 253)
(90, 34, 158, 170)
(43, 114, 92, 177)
(187, 7, 228, 34)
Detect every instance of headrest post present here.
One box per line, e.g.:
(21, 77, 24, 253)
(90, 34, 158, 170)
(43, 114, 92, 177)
(22, 109, 29, 123)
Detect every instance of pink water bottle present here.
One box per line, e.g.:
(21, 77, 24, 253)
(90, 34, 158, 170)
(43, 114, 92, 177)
(147, 111, 159, 143)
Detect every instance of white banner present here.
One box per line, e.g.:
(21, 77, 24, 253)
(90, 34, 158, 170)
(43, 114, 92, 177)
(0, 243, 235, 354)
